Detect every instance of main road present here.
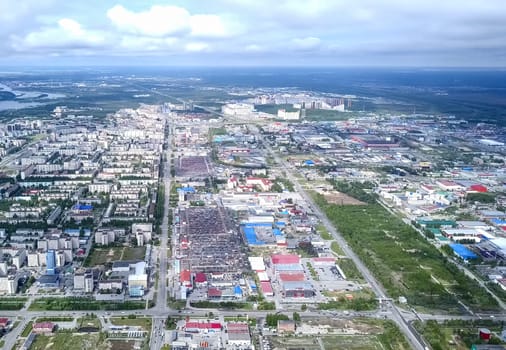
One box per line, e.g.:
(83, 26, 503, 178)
(150, 118, 173, 350)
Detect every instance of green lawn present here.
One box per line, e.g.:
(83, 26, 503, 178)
(0, 297, 27, 310)
(122, 246, 146, 261)
(21, 321, 33, 337)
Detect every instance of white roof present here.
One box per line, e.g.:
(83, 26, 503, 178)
(257, 271, 269, 282)
(491, 237, 506, 250)
(248, 257, 265, 271)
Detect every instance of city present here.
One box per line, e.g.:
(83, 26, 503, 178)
(1, 1, 506, 350)
(0, 72, 505, 350)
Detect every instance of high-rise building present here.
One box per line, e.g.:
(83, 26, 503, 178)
(46, 250, 56, 275)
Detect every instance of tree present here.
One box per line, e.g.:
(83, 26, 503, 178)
(293, 312, 301, 322)
(301, 304, 307, 311)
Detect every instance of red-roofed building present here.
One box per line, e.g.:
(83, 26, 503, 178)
(180, 270, 192, 288)
(208, 287, 222, 299)
(32, 322, 55, 334)
(195, 272, 207, 287)
(260, 281, 274, 296)
(271, 254, 300, 265)
(436, 180, 464, 191)
(311, 257, 336, 266)
(245, 177, 273, 191)
(185, 322, 222, 333)
(0, 318, 8, 328)
(468, 184, 488, 193)
(279, 272, 305, 282)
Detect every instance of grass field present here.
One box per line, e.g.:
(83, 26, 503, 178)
(0, 297, 27, 310)
(77, 315, 101, 329)
(313, 193, 499, 313)
(122, 246, 147, 260)
(322, 335, 385, 350)
(85, 246, 146, 267)
(29, 333, 109, 350)
(415, 319, 506, 350)
(84, 248, 122, 266)
(110, 317, 152, 331)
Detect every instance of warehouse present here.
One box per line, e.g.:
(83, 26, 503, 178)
(260, 281, 274, 296)
(248, 257, 265, 272)
(449, 243, 478, 260)
(282, 281, 315, 298)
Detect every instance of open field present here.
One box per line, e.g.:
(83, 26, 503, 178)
(312, 193, 499, 312)
(414, 319, 506, 350)
(29, 333, 108, 350)
(323, 191, 366, 205)
(267, 318, 410, 350)
(84, 248, 122, 266)
(122, 246, 147, 261)
(110, 317, 152, 331)
(85, 246, 146, 267)
(0, 297, 27, 310)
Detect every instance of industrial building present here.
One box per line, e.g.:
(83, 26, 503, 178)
(282, 281, 315, 298)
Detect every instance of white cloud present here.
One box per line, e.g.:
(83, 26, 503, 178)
(291, 37, 321, 50)
(185, 42, 210, 52)
(107, 5, 191, 37)
(107, 5, 229, 39)
(12, 18, 106, 50)
(190, 14, 227, 38)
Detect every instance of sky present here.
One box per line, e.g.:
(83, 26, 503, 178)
(1, 0, 506, 67)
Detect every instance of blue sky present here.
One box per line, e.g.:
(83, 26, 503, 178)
(1, 0, 505, 67)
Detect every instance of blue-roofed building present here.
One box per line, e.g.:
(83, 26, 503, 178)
(234, 285, 243, 297)
(449, 243, 478, 260)
(177, 186, 196, 193)
(273, 228, 283, 237)
(46, 250, 56, 275)
(303, 160, 315, 166)
(73, 204, 93, 211)
(243, 226, 265, 245)
(129, 285, 145, 297)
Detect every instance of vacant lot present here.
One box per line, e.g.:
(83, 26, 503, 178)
(323, 191, 365, 205)
(85, 248, 122, 266)
(85, 246, 146, 267)
(110, 317, 152, 331)
(122, 246, 146, 261)
(268, 318, 410, 350)
(29, 333, 108, 350)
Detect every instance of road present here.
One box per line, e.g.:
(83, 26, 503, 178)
(150, 118, 173, 350)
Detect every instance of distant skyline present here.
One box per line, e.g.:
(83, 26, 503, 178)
(1, 0, 506, 67)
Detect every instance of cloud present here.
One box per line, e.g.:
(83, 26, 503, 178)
(1, 0, 506, 66)
(185, 42, 210, 52)
(12, 18, 106, 51)
(190, 15, 227, 38)
(107, 5, 191, 37)
(107, 5, 229, 39)
(291, 37, 321, 50)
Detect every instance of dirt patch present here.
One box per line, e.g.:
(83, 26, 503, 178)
(323, 191, 365, 205)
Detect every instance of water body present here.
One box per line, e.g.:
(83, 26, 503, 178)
(0, 82, 65, 110)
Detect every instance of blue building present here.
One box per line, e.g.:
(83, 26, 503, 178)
(46, 250, 56, 275)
